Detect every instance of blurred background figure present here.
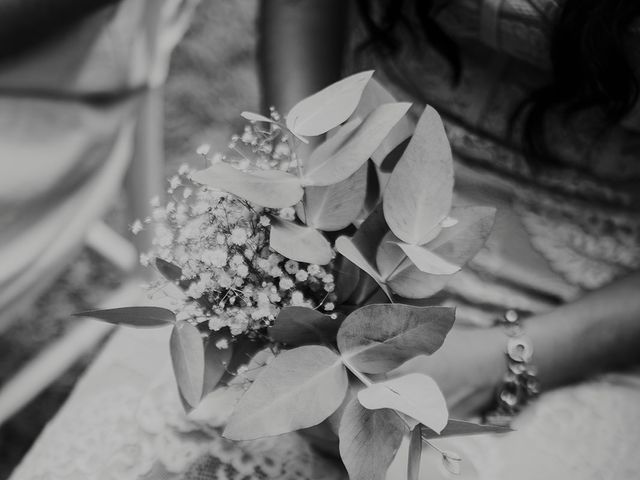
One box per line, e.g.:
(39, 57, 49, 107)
(0, 0, 198, 473)
(0, 0, 197, 327)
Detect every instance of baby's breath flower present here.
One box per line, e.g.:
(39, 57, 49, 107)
(295, 270, 309, 282)
(291, 291, 305, 306)
(279, 277, 294, 291)
(230, 227, 248, 245)
(201, 248, 228, 267)
(307, 264, 321, 276)
(130, 219, 144, 235)
(279, 207, 296, 221)
(196, 144, 211, 156)
(259, 215, 271, 227)
(168, 175, 181, 191)
(284, 260, 299, 274)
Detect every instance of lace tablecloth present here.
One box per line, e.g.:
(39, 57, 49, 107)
(9, 321, 346, 480)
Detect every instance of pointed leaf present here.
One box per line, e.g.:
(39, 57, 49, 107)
(76, 307, 175, 328)
(408, 426, 423, 480)
(333, 254, 361, 303)
(383, 106, 454, 244)
(203, 332, 234, 395)
(170, 321, 205, 408)
(241, 111, 277, 123)
(334, 204, 392, 298)
(223, 346, 348, 440)
(155, 257, 183, 283)
(376, 232, 453, 298)
(351, 78, 413, 166)
(427, 206, 496, 266)
(339, 398, 407, 480)
(335, 236, 388, 298)
(304, 102, 411, 186)
(357, 373, 448, 433)
(286, 70, 374, 137)
(269, 217, 333, 265)
(337, 304, 455, 374)
(189, 384, 246, 428)
(298, 163, 368, 231)
(191, 163, 303, 208)
(421, 419, 511, 439)
(398, 242, 461, 275)
(268, 306, 344, 346)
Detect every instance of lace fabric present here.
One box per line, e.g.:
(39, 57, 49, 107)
(10, 327, 346, 480)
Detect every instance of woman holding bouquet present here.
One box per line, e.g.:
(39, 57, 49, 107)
(260, 0, 640, 477)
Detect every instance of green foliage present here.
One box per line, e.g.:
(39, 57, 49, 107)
(383, 105, 453, 245)
(76, 307, 175, 327)
(357, 373, 448, 433)
(191, 162, 303, 208)
(223, 345, 348, 440)
(170, 321, 205, 408)
(268, 306, 344, 346)
(286, 70, 374, 137)
(269, 217, 333, 265)
(84, 70, 506, 480)
(337, 304, 455, 374)
(338, 398, 407, 480)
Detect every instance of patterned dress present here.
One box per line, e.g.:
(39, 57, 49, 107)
(349, 1, 640, 478)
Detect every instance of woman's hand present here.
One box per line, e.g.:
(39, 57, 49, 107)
(389, 326, 506, 419)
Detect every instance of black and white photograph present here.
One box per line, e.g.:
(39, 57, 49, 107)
(1, 1, 639, 479)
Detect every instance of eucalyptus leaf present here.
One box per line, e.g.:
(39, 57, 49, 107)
(155, 257, 183, 283)
(223, 346, 348, 440)
(383, 106, 454, 245)
(357, 373, 448, 433)
(76, 306, 175, 328)
(304, 102, 411, 187)
(337, 304, 455, 374)
(170, 321, 205, 408)
(298, 163, 368, 231)
(333, 255, 361, 304)
(351, 78, 413, 166)
(202, 332, 234, 395)
(335, 236, 389, 299)
(191, 163, 303, 208)
(334, 205, 392, 298)
(376, 232, 453, 298)
(427, 206, 496, 266)
(241, 111, 277, 124)
(408, 425, 423, 480)
(268, 306, 344, 346)
(397, 242, 461, 275)
(269, 217, 333, 265)
(338, 398, 407, 480)
(286, 70, 374, 137)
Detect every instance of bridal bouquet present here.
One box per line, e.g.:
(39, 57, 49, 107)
(83, 71, 505, 479)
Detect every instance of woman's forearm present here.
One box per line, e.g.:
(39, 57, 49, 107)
(527, 270, 640, 390)
(258, 0, 348, 113)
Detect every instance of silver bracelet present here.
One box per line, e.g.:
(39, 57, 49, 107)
(485, 309, 540, 427)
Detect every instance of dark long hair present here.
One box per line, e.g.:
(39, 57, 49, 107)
(355, 0, 640, 165)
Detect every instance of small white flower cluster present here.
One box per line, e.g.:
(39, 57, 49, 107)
(140, 123, 338, 337)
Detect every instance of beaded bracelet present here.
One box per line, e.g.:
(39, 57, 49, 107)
(485, 309, 540, 427)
